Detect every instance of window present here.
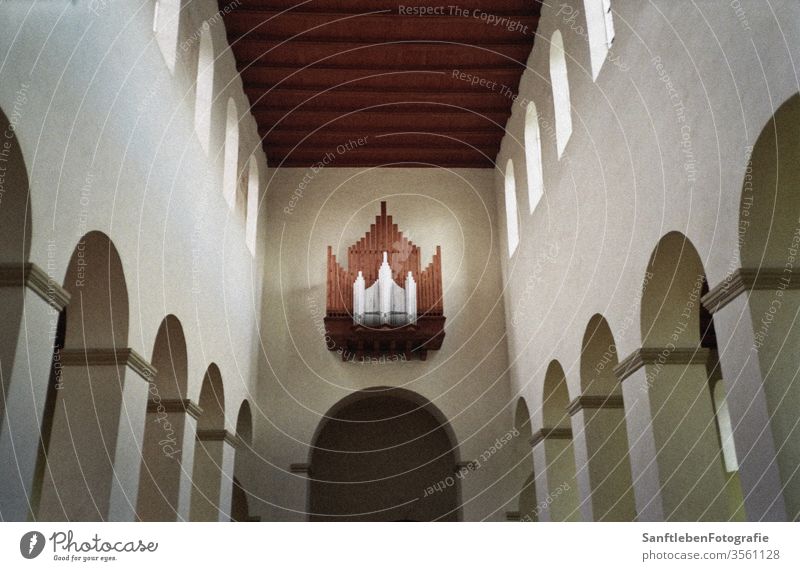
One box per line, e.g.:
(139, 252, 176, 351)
(524, 102, 544, 213)
(584, 0, 615, 79)
(504, 159, 519, 257)
(549, 31, 572, 158)
(194, 24, 214, 153)
(245, 157, 259, 255)
(153, 0, 180, 73)
(223, 98, 240, 209)
(712, 380, 739, 473)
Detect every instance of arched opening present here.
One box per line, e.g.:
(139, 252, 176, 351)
(549, 30, 573, 158)
(584, 0, 615, 79)
(0, 104, 32, 436)
(309, 387, 459, 521)
(245, 157, 259, 255)
(231, 400, 253, 522)
(541, 360, 580, 521)
(578, 314, 636, 521)
(641, 232, 744, 521)
(194, 24, 214, 153)
(514, 398, 536, 522)
(739, 92, 800, 520)
(37, 232, 131, 521)
(153, 0, 180, 72)
(190, 364, 226, 521)
(504, 159, 520, 257)
(137, 315, 189, 521)
(223, 98, 239, 209)
(524, 101, 544, 214)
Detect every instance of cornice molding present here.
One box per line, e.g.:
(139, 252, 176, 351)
(196, 429, 240, 448)
(0, 262, 70, 311)
(614, 347, 710, 383)
(60, 347, 156, 381)
(702, 267, 796, 314)
(567, 394, 624, 416)
(290, 463, 311, 475)
(529, 427, 573, 448)
(147, 398, 202, 420)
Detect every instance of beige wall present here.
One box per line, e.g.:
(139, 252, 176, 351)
(252, 166, 516, 521)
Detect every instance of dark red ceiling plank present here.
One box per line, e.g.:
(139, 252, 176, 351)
(267, 147, 495, 167)
(245, 87, 517, 112)
(263, 131, 504, 149)
(231, 0, 540, 16)
(252, 109, 510, 131)
(225, 12, 538, 44)
(239, 66, 525, 91)
(231, 41, 530, 68)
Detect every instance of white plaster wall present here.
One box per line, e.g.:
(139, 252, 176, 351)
(0, 0, 267, 434)
(495, 0, 799, 422)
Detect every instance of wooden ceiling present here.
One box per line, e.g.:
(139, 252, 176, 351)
(223, 1, 541, 168)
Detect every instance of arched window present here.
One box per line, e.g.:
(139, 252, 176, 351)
(504, 159, 519, 257)
(584, 0, 616, 79)
(153, 0, 180, 72)
(223, 98, 239, 208)
(194, 24, 214, 153)
(549, 31, 572, 158)
(245, 157, 259, 255)
(524, 101, 544, 213)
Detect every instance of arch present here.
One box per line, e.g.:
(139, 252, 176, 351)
(504, 158, 520, 257)
(584, 0, 615, 79)
(230, 400, 253, 522)
(62, 231, 130, 349)
(0, 104, 32, 430)
(513, 398, 537, 522)
(309, 387, 459, 521)
(194, 24, 214, 153)
(245, 156, 259, 255)
(37, 232, 131, 520)
(153, 0, 181, 72)
(514, 397, 533, 443)
(190, 364, 228, 521)
(640, 232, 744, 520)
(524, 101, 544, 214)
(738, 92, 800, 520)
(137, 315, 189, 521)
(549, 30, 573, 158)
(577, 314, 636, 520)
(223, 97, 239, 209)
(236, 400, 253, 446)
(540, 360, 580, 521)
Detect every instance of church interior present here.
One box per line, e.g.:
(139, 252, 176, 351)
(0, 0, 798, 524)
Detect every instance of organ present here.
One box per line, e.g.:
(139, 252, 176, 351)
(324, 201, 446, 361)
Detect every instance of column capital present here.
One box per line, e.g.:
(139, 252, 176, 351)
(567, 394, 624, 416)
(147, 398, 202, 420)
(196, 429, 241, 448)
(0, 262, 70, 310)
(60, 347, 157, 381)
(702, 267, 796, 314)
(614, 347, 710, 382)
(530, 427, 572, 448)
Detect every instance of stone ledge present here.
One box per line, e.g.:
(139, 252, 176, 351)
(702, 267, 796, 314)
(530, 427, 572, 448)
(147, 398, 202, 420)
(567, 394, 624, 416)
(60, 347, 156, 381)
(196, 429, 240, 448)
(614, 347, 710, 383)
(290, 463, 311, 475)
(0, 262, 70, 310)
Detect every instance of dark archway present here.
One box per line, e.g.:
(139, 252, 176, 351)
(309, 387, 459, 521)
